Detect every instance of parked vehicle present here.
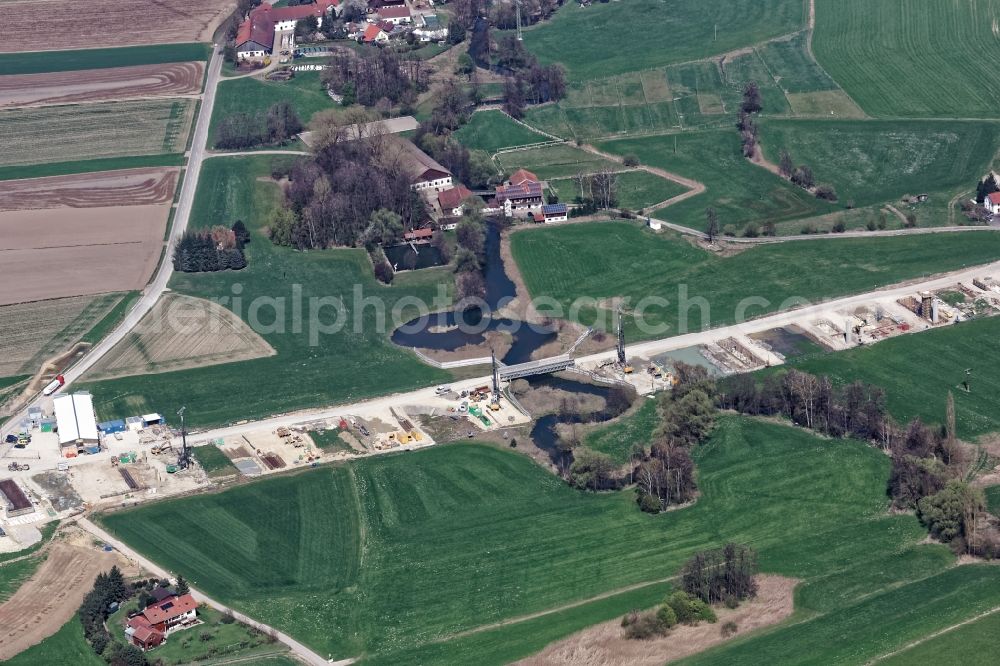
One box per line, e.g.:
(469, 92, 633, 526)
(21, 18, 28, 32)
(435, 386, 451, 395)
(4, 434, 17, 444)
(42, 374, 65, 396)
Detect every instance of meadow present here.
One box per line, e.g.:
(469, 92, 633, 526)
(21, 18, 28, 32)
(495, 143, 619, 180)
(510, 222, 1000, 339)
(786, 315, 1000, 440)
(595, 130, 835, 230)
(758, 119, 1000, 209)
(0, 154, 186, 182)
(79, 156, 451, 427)
(99, 417, 997, 664)
(522, 0, 804, 81)
(192, 445, 239, 478)
(0, 43, 209, 76)
(0, 99, 195, 167)
(547, 170, 690, 210)
(453, 110, 550, 153)
(583, 398, 660, 464)
(812, 0, 1000, 117)
(210, 73, 336, 146)
(879, 609, 1000, 665)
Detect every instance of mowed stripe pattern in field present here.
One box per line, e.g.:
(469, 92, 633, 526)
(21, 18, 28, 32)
(0, 62, 204, 108)
(0, 0, 231, 51)
(813, 0, 1000, 117)
(0, 99, 195, 167)
(100, 421, 926, 661)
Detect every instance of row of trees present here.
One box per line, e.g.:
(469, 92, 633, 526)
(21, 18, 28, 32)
(454, 213, 488, 300)
(215, 102, 303, 150)
(719, 369, 1000, 556)
(173, 222, 249, 272)
(79, 566, 148, 665)
(322, 49, 429, 109)
(499, 37, 567, 118)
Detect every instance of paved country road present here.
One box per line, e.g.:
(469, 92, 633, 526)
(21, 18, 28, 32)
(1, 47, 223, 438)
(78, 518, 340, 666)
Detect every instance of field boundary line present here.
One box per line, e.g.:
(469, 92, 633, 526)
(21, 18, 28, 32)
(437, 576, 675, 642)
(866, 603, 1000, 664)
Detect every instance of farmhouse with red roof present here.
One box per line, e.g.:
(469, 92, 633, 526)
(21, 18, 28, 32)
(124, 592, 200, 651)
(362, 22, 390, 43)
(986, 191, 1000, 216)
(236, 0, 339, 62)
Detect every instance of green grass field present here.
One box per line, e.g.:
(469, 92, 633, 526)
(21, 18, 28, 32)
(79, 156, 450, 428)
(511, 222, 1000, 339)
(496, 143, 619, 180)
(6, 615, 103, 666)
(786, 315, 1000, 440)
(210, 73, 337, 146)
(80, 292, 139, 345)
(813, 0, 1000, 117)
(583, 398, 660, 464)
(879, 608, 1000, 665)
(454, 111, 550, 153)
(0, 43, 209, 75)
(759, 119, 1000, 210)
(522, 0, 804, 81)
(0, 555, 45, 603)
(99, 416, 990, 663)
(595, 130, 835, 230)
(309, 428, 355, 452)
(192, 445, 239, 478)
(548, 170, 690, 210)
(0, 153, 187, 183)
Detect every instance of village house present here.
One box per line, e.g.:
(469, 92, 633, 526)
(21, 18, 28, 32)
(437, 184, 476, 217)
(362, 22, 390, 43)
(124, 592, 199, 651)
(377, 5, 412, 24)
(985, 191, 1000, 215)
(531, 203, 568, 223)
(394, 139, 453, 192)
(494, 169, 544, 218)
(236, 0, 338, 62)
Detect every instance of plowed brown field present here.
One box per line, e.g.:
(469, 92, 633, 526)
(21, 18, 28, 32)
(0, 62, 203, 108)
(0, 168, 179, 211)
(0, 168, 175, 305)
(0, 0, 234, 52)
(0, 543, 116, 661)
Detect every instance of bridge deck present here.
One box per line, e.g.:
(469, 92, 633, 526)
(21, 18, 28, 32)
(499, 355, 574, 380)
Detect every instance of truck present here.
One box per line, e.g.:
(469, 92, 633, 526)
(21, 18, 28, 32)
(42, 374, 65, 396)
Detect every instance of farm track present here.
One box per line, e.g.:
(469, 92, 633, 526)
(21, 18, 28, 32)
(0, 62, 203, 109)
(0, 168, 179, 211)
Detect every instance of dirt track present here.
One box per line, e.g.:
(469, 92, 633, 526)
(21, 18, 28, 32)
(0, 543, 117, 661)
(0, 168, 179, 211)
(0, 0, 233, 51)
(0, 62, 204, 108)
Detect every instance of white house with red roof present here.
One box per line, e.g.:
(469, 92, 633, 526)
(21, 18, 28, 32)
(437, 184, 476, 216)
(986, 191, 1000, 215)
(124, 592, 200, 651)
(236, 0, 339, 62)
(377, 5, 412, 23)
(362, 22, 390, 43)
(494, 169, 544, 218)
